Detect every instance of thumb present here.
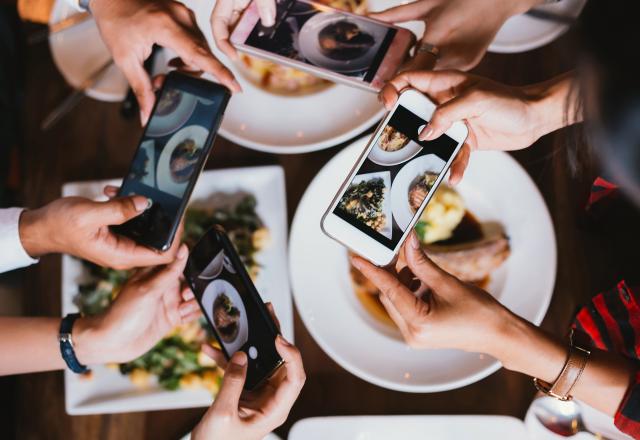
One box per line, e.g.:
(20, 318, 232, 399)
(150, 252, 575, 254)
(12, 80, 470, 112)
(214, 351, 248, 411)
(404, 231, 451, 288)
(97, 196, 149, 225)
(420, 90, 476, 141)
(256, 0, 276, 26)
(120, 59, 155, 126)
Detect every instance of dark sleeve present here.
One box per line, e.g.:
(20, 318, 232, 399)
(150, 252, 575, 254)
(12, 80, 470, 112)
(573, 280, 640, 439)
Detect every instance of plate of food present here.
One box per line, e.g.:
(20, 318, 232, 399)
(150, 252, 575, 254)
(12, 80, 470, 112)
(156, 125, 209, 198)
(289, 137, 556, 392)
(177, 0, 421, 154)
(390, 154, 447, 231)
(338, 171, 392, 239)
(201, 279, 249, 354)
(146, 89, 199, 137)
(62, 165, 292, 414)
(489, 0, 587, 54)
(368, 125, 423, 166)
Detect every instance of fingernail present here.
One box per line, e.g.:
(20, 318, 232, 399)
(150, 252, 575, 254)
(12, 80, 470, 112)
(232, 79, 242, 92)
(420, 127, 433, 141)
(140, 111, 148, 127)
(177, 244, 188, 260)
(350, 256, 362, 270)
(410, 232, 421, 249)
(230, 351, 248, 366)
(261, 9, 275, 27)
(277, 334, 292, 347)
(133, 196, 149, 212)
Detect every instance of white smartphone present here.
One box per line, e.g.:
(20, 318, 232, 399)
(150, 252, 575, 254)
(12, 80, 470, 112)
(229, 0, 416, 92)
(321, 89, 468, 266)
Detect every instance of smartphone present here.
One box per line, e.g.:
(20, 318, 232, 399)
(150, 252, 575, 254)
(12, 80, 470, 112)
(321, 89, 468, 266)
(230, 0, 416, 92)
(111, 72, 231, 251)
(184, 225, 284, 390)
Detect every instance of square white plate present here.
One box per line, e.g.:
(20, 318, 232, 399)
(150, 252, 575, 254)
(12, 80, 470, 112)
(289, 415, 530, 439)
(62, 165, 292, 415)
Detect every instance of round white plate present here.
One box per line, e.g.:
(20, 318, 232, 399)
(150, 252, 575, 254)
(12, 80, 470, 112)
(369, 139, 423, 167)
(156, 125, 209, 198)
(49, 0, 128, 101)
(489, 0, 587, 54)
(181, 0, 422, 154)
(289, 137, 556, 392)
(390, 154, 446, 231)
(146, 91, 198, 137)
(201, 279, 250, 355)
(298, 13, 390, 74)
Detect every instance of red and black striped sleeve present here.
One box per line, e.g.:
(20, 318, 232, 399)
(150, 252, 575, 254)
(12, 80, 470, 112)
(573, 281, 640, 439)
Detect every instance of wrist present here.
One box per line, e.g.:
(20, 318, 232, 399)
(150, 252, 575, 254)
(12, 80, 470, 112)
(72, 315, 105, 365)
(19, 208, 54, 258)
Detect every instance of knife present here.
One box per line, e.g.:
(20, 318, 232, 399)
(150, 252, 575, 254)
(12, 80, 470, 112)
(41, 59, 113, 131)
(28, 12, 92, 45)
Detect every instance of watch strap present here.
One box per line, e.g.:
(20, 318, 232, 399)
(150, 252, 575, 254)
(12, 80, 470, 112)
(59, 313, 90, 374)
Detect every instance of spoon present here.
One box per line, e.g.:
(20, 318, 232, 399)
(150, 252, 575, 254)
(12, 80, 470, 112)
(532, 396, 613, 439)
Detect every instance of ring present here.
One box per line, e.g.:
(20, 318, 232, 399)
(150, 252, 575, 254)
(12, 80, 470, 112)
(416, 43, 440, 58)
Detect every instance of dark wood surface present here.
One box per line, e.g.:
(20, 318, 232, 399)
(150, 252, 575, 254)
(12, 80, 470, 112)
(5, 25, 640, 440)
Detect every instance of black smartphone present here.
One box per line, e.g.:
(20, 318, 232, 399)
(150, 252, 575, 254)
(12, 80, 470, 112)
(184, 225, 284, 390)
(111, 72, 231, 251)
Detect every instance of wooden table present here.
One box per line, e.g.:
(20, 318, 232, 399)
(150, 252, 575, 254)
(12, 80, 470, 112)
(4, 24, 640, 440)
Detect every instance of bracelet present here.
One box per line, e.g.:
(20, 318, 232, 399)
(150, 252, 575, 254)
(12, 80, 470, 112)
(533, 328, 591, 401)
(59, 313, 90, 374)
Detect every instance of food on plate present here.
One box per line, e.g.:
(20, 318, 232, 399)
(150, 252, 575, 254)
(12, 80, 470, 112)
(156, 89, 182, 116)
(318, 20, 375, 60)
(349, 183, 511, 329)
(408, 172, 439, 212)
(74, 195, 268, 391)
(170, 138, 201, 183)
(338, 177, 387, 231)
(378, 125, 410, 152)
(213, 293, 241, 343)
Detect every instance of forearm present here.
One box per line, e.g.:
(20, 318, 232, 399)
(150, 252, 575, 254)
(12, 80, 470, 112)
(494, 313, 634, 416)
(0, 316, 102, 376)
(524, 71, 583, 139)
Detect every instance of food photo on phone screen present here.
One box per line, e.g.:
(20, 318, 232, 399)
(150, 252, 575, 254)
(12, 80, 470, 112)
(244, 0, 397, 81)
(334, 105, 459, 249)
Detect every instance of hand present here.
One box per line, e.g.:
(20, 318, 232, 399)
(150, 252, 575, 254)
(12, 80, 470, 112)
(19, 193, 181, 269)
(370, 0, 540, 70)
(89, 0, 240, 125)
(73, 244, 202, 364)
(350, 232, 512, 354)
(211, 0, 276, 61)
(380, 70, 551, 184)
(192, 337, 305, 440)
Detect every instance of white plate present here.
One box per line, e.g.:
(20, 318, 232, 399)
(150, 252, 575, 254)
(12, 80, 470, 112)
(389, 153, 446, 231)
(289, 137, 556, 392)
(146, 91, 198, 137)
(289, 415, 529, 440)
(201, 279, 250, 354)
(524, 398, 633, 440)
(156, 125, 209, 197)
(348, 171, 392, 239)
(49, 0, 128, 102)
(489, 0, 587, 54)
(368, 139, 422, 167)
(62, 165, 292, 414)
(178, 0, 423, 154)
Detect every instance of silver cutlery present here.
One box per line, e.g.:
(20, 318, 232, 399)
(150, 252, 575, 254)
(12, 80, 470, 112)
(532, 395, 613, 439)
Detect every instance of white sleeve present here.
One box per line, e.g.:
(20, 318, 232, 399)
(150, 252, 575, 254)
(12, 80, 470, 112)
(0, 208, 39, 273)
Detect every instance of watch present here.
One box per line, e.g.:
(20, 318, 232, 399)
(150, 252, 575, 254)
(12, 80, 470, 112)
(59, 313, 90, 374)
(533, 328, 591, 400)
(75, 0, 91, 12)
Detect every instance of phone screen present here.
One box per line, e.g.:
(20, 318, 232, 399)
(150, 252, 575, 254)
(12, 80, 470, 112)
(116, 76, 227, 249)
(244, 0, 397, 83)
(333, 105, 459, 249)
(185, 228, 282, 389)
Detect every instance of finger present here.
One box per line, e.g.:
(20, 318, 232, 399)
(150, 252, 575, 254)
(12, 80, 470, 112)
(256, 0, 276, 26)
(448, 143, 470, 185)
(388, 70, 469, 102)
(211, 2, 239, 61)
(213, 351, 248, 411)
(97, 196, 150, 225)
(181, 286, 195, 301)
(419, 89, 478, 141)
(201, 343, 228, 369)
(119, 58, 155, 126)
(179, 299, 200, 319)
(378, 289, 412, 337)
(269, 336, 305, 414)
(157, 22, 241, 92)
(152, 74, 167, 91)
(351, 256, 426, 321)
(369, 2, 431, 23)
(265, 302, 281, 332)
(404, 231, 451, 287)
(151, 244, 189, 286)
(103, 185, 119, 199)
(379, 82, 401, 110)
